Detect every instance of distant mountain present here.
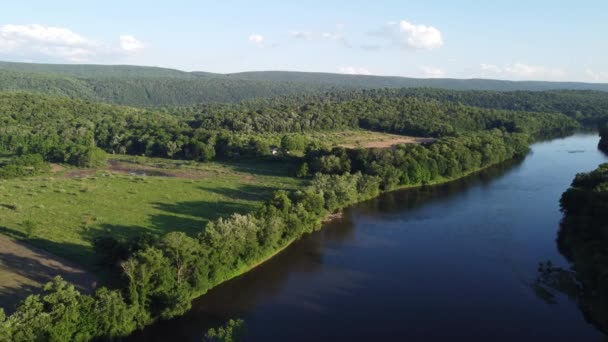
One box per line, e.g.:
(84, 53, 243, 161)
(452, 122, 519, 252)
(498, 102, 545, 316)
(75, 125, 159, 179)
(227, 71, 608, 92)
(0, 61, 196, 79)
(0, 61, 606, 107)
(0, 62, 335, 106)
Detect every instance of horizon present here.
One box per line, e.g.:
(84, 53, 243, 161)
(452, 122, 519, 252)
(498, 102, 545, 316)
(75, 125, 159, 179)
(2, 60, 608, 85)
(1, 1, 607, 83)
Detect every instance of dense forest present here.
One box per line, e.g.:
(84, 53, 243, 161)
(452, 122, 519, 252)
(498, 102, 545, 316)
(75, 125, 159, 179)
(181, 93, 579, 136)
(0, 92, 578, 180)
(534, 164, 608, 334)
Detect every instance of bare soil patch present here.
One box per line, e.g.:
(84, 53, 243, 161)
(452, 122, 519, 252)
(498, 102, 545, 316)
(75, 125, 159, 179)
(0, 234, 97, 312)
(64, 169, 96, 178)
(339, 135, 436, 149)
(107, 159, 212, 179)
(49, 163, 64, 173)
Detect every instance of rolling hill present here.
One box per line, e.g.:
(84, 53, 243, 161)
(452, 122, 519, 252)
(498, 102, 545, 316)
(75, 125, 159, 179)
(0, 61, 606, 107)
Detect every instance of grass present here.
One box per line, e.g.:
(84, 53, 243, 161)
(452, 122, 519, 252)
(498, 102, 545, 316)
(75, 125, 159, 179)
(0, 155, 304, 268)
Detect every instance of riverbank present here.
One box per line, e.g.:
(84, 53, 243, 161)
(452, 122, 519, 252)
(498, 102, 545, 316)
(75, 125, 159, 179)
(171, 135, 535, 307)
(0, 130, 568, 341)
(129, 132, 608, 342)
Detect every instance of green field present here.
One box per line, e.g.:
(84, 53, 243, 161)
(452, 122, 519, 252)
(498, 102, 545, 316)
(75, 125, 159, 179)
(0, 155, 303, 268)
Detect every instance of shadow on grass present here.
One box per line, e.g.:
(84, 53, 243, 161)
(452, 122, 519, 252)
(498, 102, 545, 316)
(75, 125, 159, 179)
(197, 183, 281, 202)
(150, 200, 259, 236)
(221, 158, 298, 177)
(0, 227, 98, 313)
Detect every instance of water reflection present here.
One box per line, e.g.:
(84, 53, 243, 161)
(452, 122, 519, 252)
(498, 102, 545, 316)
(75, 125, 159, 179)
(534, 219, 608, 336)
(130, 159, 524, 342)
(532, 145, 608, 337)
(355, 157, 524, 217)
(131, 134, 607, 341)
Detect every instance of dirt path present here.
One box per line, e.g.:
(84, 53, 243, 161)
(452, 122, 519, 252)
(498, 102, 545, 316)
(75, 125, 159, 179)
(0, 234, 97, 312)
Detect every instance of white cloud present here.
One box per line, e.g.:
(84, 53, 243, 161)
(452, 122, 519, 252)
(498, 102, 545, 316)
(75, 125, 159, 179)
(290, 31, 313, 40)
(338, 66, 372, 75)
(398, 21, 443, 50)
(0, 24, 97, 61)
(0, 24, 90, 46)
(505, 63, 565, 78)
(480, 63, 502, 74)
(119, 35, 144, 52)
(374, 20, 443, 50)
(0, 24, 144, 62)
(478, 63, 566, 80)
(248, 34, 264, 46)
(421, 66, 445, 78)
(321, 31, 351, 47)
(584, 68, 608, 82)
(289, 26, 351, 47)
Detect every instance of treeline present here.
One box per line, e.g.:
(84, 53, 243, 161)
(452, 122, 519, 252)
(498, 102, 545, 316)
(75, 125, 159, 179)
(304, 130, 530, 190)
(181, 95, 578, 137)
(0, 92, 577, 170)
(599, 125, 608, 153)
(0, 154, 49, 179)
(534, 164, 608, 334)
(352, 88, 608, 126)
(0, 130, 531, 341)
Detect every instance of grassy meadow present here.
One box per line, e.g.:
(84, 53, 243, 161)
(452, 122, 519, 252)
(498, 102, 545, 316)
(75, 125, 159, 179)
(0, 155, 303, 268)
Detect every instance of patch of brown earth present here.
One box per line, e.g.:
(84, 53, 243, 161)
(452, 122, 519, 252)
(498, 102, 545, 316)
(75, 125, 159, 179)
(107, 159, 212, 179)
(0, 234, 97, 313)
(64, 169, 96, 178)
(340, 136, 436, 149)
(49, 163, 64, 173)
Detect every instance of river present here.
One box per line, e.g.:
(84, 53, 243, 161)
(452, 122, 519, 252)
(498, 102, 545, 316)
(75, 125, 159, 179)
(130, 133, 608, 341)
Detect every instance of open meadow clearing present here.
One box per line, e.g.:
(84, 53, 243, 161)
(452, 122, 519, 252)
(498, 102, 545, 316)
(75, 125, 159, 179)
(0, 155, 303, 269)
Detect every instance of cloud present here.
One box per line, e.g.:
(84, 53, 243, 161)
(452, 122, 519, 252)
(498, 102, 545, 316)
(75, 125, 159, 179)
(321, 31, 351, 47)
(0, 24, 144, 62)
(421, 66, 446, 78)
(0, 24, 96, 61)
(290, 31, 313, 40)
(584, 68, 608, 82)
(480, 63, 502, 74)
(373, 20, 443, 50)
(398, 21, 443, 50)
(479, 63, 566, 80)
(289, 27, 351, 47)
(338, 66, 372, 75)
(248, 34, 264, 46)
(120, 35, 144, 52)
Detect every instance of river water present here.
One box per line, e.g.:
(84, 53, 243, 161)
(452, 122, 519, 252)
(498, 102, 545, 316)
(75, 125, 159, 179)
(130, 133, 608, 341)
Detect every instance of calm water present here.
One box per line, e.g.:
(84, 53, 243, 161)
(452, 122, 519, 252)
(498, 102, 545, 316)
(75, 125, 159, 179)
(131, 133, 608, 341)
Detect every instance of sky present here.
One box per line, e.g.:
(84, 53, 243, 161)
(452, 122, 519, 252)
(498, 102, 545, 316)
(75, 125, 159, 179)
(0, 0, 607, 82)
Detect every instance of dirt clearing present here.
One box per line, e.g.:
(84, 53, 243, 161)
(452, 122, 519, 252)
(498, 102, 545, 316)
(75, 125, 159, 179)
(338, 133, 436, 149)
(0, 234, 97, 313)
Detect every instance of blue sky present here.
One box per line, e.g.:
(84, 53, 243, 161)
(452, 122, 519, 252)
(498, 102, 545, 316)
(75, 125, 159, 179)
(1, 0, 607, 82)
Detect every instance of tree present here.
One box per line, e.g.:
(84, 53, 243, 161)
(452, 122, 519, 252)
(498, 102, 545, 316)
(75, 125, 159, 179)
(203, 319, 247, 342)
(296, 162, 309, 178)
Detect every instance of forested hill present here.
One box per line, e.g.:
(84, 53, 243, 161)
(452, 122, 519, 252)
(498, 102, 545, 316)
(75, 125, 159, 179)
(226, 71, 608, 92)
(0, 69, 335, 107)
(1, 61, 607, 107)
(0, 61, 197, 79)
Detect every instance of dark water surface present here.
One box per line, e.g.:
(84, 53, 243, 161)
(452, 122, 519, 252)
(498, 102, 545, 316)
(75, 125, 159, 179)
(130, 133, 608, 341)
